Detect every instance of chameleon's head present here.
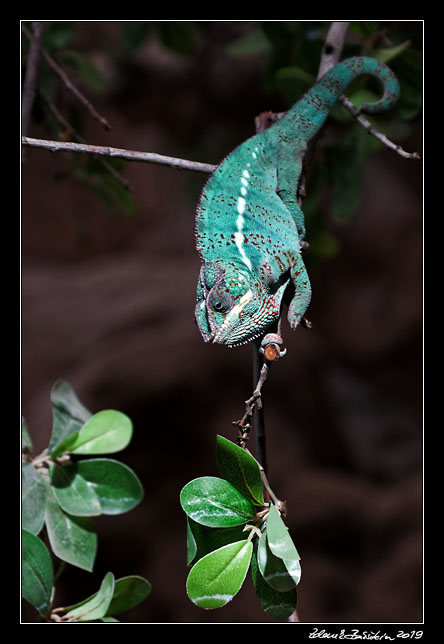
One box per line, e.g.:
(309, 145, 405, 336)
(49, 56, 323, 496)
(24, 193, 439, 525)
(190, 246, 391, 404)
(195, 261, 288, 347)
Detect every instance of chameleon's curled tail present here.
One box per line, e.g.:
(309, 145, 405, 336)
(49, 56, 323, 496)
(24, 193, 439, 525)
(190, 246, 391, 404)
(277, 56, 400, 144)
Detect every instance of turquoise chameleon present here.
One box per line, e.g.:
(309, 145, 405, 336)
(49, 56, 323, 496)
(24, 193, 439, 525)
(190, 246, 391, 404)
(194, 56, 400, 347)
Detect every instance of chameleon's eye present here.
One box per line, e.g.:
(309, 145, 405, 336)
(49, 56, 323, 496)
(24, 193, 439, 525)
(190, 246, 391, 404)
(208, 289, 234, 314)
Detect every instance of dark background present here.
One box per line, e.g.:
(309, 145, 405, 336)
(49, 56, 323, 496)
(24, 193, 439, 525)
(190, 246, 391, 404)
(21, 21, 422, 623)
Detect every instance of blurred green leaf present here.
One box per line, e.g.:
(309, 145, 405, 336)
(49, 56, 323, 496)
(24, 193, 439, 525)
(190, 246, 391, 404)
(251, 547, 297, 620)
(65, 572, 115, 622)
(44, 488, 97, 571)
(58, 50, 105, 92)
(227, 28, 271, 57)
(326, 124, 375, 221)
(21, 530, 54, 617)
(48, 380, 92, 457)
(22, 417, 33, 451)
(120, 22, 152, 53)
(22, 463, 48, 535)
(180, 476, 256, 528)
(349, 22, 380, 37)
(158, 22, 200, 55)
(62, 409, 133, 455)
(275, 66, 315, 105)
(374, 40, 411, 64)
(216, 435, 264, 506)
(186, 517, 247, 566)
(43, 22, 75, 49)
(186, 540, 253, 609)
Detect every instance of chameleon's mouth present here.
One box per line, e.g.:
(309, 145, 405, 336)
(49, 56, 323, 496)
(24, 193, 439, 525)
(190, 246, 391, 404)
(210, 289, 254, 345)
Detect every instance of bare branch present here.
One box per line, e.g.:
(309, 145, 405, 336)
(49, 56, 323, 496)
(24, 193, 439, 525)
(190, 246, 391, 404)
(21, 136, 217, 173)
(317, 21, 350, 79)
(22, 23, 112, 131)
(22, 22, 44, 138)
(338, 95, 421, 159)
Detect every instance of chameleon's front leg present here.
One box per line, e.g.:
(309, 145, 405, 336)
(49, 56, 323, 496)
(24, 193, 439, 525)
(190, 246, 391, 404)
(276, 146, 306, 241)
(287, 252, 312, 330)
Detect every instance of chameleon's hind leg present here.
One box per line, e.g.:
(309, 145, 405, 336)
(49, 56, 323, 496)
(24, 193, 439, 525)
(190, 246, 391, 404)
(287, 252, 312, 330)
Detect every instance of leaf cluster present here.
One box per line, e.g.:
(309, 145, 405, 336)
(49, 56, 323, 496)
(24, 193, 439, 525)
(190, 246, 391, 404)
(180, 436, 301, 620)
(21, 380, 150, 622)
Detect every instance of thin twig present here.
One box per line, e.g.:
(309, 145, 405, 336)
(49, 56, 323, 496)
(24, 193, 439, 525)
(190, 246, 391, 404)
(21, 22, 44, 138)
(22, 23, 112, 131)
(39, 92, 132, 191)
(21, 137, 217, 173)
(338, 95, 421, 159)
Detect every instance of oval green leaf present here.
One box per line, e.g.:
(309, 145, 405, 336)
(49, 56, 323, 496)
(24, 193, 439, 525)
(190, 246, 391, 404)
(65, 572, 115, 622)
(22, 463, 48, 535)
(44, 489, 97, 571)
(50, 463, 102, 516)
(186, 517, 247, 566)
(257, 530, 300, 592)
(106, 576, 152, 616)
(251, 548, 297, 620)
(180, 476, 256, 527)
(216, 435, 264, 506)
(186, 539, 253, 609)
(67, 410, 133, 455)
(48, 380, 92, 456)
(21, 529, 54, 617)
(266, 504, 300, 562)
(74, 458, 144, 515)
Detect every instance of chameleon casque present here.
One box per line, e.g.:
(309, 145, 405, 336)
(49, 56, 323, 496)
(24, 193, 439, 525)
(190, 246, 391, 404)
(194, 56, 400, 347)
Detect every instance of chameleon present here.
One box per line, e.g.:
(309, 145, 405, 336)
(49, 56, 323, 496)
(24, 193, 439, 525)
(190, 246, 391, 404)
(194, 56, 400, 348)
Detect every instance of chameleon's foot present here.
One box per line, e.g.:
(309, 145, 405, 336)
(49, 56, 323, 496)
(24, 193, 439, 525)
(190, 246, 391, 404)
(259, 333, 287, 360)
(299, 240, 310, 251)
(301, 317, 312, 329)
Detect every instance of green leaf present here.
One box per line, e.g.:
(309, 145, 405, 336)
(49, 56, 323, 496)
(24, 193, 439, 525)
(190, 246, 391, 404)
(327, 124, 373, 221)
(66, 410, 133, 455)
(216, 435, 264, 506)
(275, 66, 316, 106)
(22, 463, 48, 535)
(48, 380, 92, 457)
(120, 22, 152, 53)
(106, 576, 152, 616)
(44, 488, 97, 571)
(50, 462, 102, 517)
(43, 22, 75, 49)
(226, 28, 271, 57)
(186, 517, 247, 566)
(251, 548, 297, 620)
(22, 417, 33, 450)
(158, 22, 200, 55)
(186, 540, 253, 609)
(21, 529, 54, 617)
(257, 530, 301, 592)
(266, 504, 300, 562)
(65, 572, 115, 622)
(180, 477, 256, 528)
(73, 459, 143, 515)
(58, 50, 105, 92)
(374, 40, 411, 64)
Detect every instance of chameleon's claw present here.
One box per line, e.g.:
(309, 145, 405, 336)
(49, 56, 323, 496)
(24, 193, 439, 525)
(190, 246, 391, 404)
(259, 333, 287, 360)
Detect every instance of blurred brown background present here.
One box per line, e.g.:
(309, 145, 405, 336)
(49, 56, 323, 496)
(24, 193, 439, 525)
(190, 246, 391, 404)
(21, 21, 422, 623)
